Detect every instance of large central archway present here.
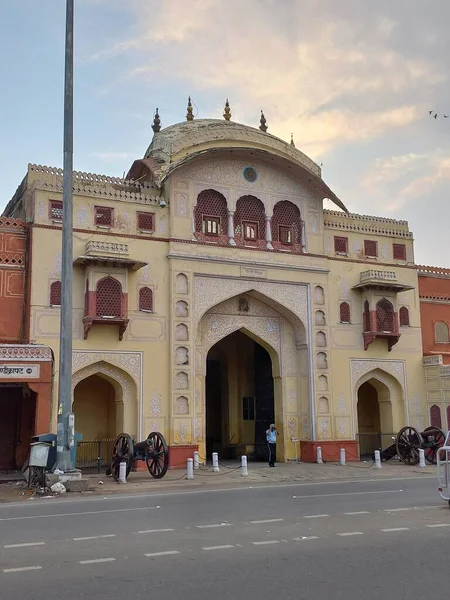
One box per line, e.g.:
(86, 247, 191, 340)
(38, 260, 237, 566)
(206, 331, 275, 461)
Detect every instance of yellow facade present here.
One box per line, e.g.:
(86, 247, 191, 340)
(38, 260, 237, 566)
(4, 118, 428, 462)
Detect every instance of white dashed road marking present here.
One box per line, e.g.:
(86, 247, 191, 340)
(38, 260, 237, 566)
(303, 514, 329, 519)
(3, 566, 42, 573)
(344, 511, 370, 515)
(3, 542, 46, 549)
(137, 528, 174, 534)
(381, 527, 410, 532)
(293, 536, 319, 541)
(293, 490, 402, 500)
(145, 551, 180, 557)
(79, 558, 116, 565)
(202, 545, 234, 551)
(250, 519, 284, 524)
(252, 540, 280, 546)
(0, 506, 160, 522)
(73, 535, 116, 541)
(337, 532, 364, 537)
(196, 523, 231, 529)
(427, 523, 450, 528)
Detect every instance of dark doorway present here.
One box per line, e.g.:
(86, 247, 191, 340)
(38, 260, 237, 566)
(0, 385, 36, 471)
(357, 381, 381, 459)
(205, 331, 274, 461)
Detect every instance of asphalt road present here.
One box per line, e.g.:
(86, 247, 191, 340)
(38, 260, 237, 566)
(1, 475, 449, 600)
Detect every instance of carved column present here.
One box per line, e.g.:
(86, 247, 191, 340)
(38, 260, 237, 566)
(265, 215, 273, 250)
(301, 219, 306, 252)
(228, 210, 236, 246)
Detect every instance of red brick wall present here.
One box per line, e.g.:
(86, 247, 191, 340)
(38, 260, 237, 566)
(419, 274, 450, 364)
(0, 218, 28, 343)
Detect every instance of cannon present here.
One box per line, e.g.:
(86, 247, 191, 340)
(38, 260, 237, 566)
(111, 431, 169, 480)
(380, 425, 445, 465)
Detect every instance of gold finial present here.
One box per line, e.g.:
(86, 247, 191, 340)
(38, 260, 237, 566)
(290, 133, 295, 147)
(152, 108, 161, 133)
(186, 96, 194, 121)
(223, 98, 231, 121)
(259, 110, 267, 132)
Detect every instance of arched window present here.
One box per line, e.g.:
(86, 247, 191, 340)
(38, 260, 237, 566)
(50, 281, 61, 306)
(430, 404, 442, 429)
(376, 299, 394, 332)
(96, 277, 122, 318)
(399, 306, 410, 327)
(435, 321, 450, 343)
(271, 201, 301, 247)
(194, 189, 228, 239)
(340, 302, 350, 323)
(139, 287, 153, 312)
(363, 300, 371, 332)
(234, 195, 265, 244)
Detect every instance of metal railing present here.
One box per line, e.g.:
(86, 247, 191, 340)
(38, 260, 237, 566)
(75, 439, 115, 473)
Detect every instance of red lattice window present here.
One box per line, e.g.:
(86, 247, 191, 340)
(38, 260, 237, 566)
(95, 277, 122, 317)
(399, 306, 409, 326)
(95, 206, 113, 227)
(363, 300, 371, 331)
(50, 281, 61, 305)
(137, 212, 154, 231)
(430, 404, 442, 429)
(334, 236, 348, 254)
(364, 240, 378, 257)
(139, 287, 153, 312)
(376, 299, 394, 332)
(272, 201, 301, 245)
(203, 216, 220, 236)
(340, 302, 351, 323)
(194, 190, 228, 236)
(243, 221, 258, 241)
(49, 200, 63, 221)
(393, 243, 406, 261)
(279, 226, 293, 245)
(235, 195, 265, 241)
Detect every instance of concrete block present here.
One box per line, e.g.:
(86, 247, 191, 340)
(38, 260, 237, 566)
(63, 478, 90, 492)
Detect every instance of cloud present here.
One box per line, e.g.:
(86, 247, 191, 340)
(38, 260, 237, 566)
(400, 157, 450, 199)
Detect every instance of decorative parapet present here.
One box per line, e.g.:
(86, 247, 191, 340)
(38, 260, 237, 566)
(360, 270, 397, 283)
(324, 209, 413, 239)
(419, 294, 450, 303)
(26, 164, 161, 206)
(85, 241, 129, 256)
(0, 344, 52, 361)
(417, 265, 450, 277)
(441, 366, 450, 376)
(0, 216, 26, 231)
(423, 355, 443, 366)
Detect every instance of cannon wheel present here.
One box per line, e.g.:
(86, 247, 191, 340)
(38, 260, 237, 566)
(146, 432, 169, 479)
(423, 426, 445, 465)
(396, 426, 423, 465)
(111, 433, 134, 480)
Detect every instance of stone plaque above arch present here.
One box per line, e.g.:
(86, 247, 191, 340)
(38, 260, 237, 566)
(194, 276, 308, 334)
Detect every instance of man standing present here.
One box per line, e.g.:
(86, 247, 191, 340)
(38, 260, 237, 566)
(266, 423, 278, 467)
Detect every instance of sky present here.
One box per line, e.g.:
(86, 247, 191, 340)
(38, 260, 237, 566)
(0, 0, 449, 266)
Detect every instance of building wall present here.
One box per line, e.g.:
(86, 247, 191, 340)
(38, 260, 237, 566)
(419, 269, 450, 364)
(0, 217, 28, 343)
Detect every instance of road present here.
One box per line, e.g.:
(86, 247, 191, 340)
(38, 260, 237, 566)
(0, 475, 449, 600)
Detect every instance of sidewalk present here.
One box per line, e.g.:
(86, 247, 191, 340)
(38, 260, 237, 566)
(0, 459, 436, 503)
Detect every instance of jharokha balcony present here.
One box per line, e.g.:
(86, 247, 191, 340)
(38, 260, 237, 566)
(353, 270, 414, 351)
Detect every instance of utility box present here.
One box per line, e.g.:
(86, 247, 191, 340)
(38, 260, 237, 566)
(29, 442, 51, 468)
(31, 433, 57, 471)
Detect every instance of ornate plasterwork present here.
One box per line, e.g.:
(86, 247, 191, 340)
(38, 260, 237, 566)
(159, 214, 167, 234)
(176, 273, 189, 294)
(319, 397, 329, 413)
(317, 375, 328, 391)
(177, 420, 188, 443)
(351, 360, 405, 389)
(288, 418, 296, 439)
(175, 396, 189, 415)
(338, 391, 347, 414)
(175, 347, 189, 365)
(314, 286, 325, 305)
(175, 372, 189, 390)
(315, 311, 326, 326)
(194, 417, 202, 441)
(202, 314, 281, 355)
(175, 323, 189, 341)
(194, 276, 308, 335)
(150, 390, 162, 417)
(51, 252, 62, 277)
(0, 345, 52, 361)
(176, 301, 189, 317)
(138, 264, 151, 284)
(72, 351, 141, 384)
(71, 361, 135, 404)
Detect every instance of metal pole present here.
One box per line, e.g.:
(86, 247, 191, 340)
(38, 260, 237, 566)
(55, 0, 75, 472)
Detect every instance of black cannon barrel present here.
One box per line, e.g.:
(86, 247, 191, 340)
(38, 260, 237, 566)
(134, 439, 152, 452)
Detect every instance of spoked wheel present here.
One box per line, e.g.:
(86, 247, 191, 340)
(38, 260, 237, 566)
(145, 432, 169, 479)
(423, 426, 445, 465)
(396, 426, 423, 465)
(111, 433, 134, 480)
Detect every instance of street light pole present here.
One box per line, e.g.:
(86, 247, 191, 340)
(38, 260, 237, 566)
(55, 0, 75, 472)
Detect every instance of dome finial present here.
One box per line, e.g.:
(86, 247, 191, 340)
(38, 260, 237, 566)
(186, 96, 194, 121)
(259, 110, 267, 132)
(223, 98, 231, 121)
(290, 133, 295, 147)
(152, 108, 161, 133)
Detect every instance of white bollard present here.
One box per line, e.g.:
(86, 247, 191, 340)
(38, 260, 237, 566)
(374, 450, 382, 469)
(419, 448, 426, 468)
(317, 446, 323, 464)
(340, 448, 346, 466)
(186, 458, 194, 479)
(193, 451, 200, 470)
(241, 455, 248, 477)
(212, 452, 220, 472)
(118, 461, 127, 484)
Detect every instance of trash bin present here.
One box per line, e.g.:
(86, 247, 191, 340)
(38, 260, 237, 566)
(31, 433, 57, 471)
